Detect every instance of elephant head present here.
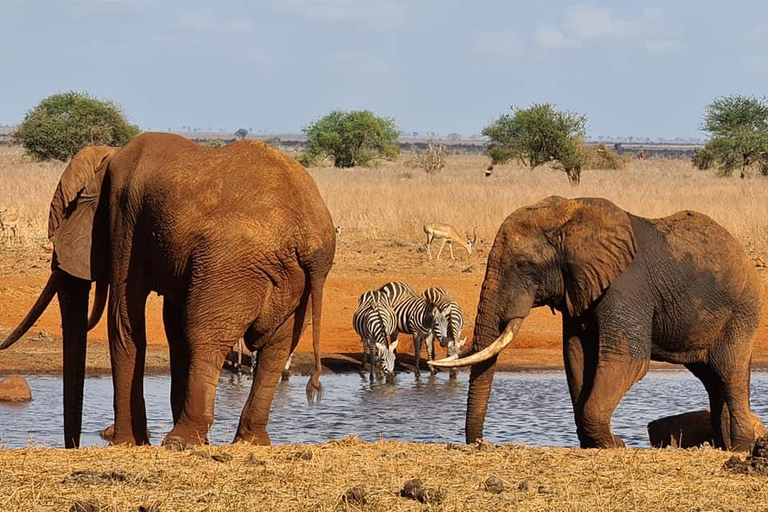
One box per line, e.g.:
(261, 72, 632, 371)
(0, 145, 119, 448)
(430, 196, 636, 443)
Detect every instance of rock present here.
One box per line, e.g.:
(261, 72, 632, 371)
(648, 410, 767, 448)
(484, 476, 505, 494)
(342, 487, 366, 505)
(0, 375, 32, 402)
(399, 478, 445, 505)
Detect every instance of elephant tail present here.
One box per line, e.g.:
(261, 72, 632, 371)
(305, 273, 325, 406)
(0, 272, 60, 350)
(87, 280, 108, 331)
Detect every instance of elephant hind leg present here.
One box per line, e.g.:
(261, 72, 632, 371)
(109, 281, 151, 446)
(163, 300, 189, 425)
(235, 319, 294, 445)
(684, 362, 728, 449)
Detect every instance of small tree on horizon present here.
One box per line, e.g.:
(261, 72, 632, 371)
(695, 95, 768, 178)
(483, 103, 587, 185)
(299, 110, 400, 168)
(234, 128, 248, 140)
(13, 91, 139, 161)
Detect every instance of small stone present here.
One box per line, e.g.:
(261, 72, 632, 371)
(286, 450, 313, 461)
(0, 375, 32, 402)
(537, 485, 553, 495)
(342, 487, 366, 505)
(69, 500, 106, 512)
(210, 453, 233, 463)
(484, 476, 504, 494)
(517, 480, 529, 492)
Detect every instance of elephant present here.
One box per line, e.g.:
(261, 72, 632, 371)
(430, 196, 763, 451)
(0, 133, 336, 448)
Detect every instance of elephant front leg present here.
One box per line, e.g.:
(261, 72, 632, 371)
(108, 287, 150, 446)
(234, 321, 293, 445)
(578, 353, 649, 448)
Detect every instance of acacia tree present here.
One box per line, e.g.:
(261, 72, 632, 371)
(299, 110, 400, 168)
(13, 91, 139, 161)
(696, 95, 768, 178)
(483, 103, 587, 185)
(234, 128, 248, 140)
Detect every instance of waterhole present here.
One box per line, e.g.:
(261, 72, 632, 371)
(2, 370, 767, 448)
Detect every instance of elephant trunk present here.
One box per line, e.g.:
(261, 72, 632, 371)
(58, 274, 91, 448)
(0, 272, 60, 350)
(464, 276, 533, 444)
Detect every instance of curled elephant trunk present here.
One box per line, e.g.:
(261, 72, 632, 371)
(0, 272, 61, 350)
(428, 318, 523, 368)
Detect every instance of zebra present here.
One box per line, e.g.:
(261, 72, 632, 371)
(353, 290, 398, 381)
(423, 287, 466, 378)
(376, 282, 448, 377)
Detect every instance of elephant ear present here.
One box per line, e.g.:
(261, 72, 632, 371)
(49, 146, 118, 281)
(559, 197, 637, 318)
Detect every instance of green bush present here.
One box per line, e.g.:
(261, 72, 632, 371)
(13, 91, 140, 161)
(697, 95, 768, 178)
(482, 103, 587, 185)
(299, 110, 400, 168)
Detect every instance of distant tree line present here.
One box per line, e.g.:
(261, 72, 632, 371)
(11, 91, 768, 185)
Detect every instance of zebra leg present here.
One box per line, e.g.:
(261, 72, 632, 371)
(369, 339, 376, 382)
(281, 351, 293, 381)
(413, 335, 422, 378)
(425, 333, 437, 376)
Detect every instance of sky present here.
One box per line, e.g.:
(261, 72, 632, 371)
(1, 0, 767, 139)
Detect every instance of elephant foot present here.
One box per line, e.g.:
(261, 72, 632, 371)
(163, 425, 209, 448)
(162, 435, 190, 451)
(233, 430, 271, 446)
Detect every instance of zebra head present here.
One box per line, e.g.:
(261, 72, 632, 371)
(447, 336, 467, 358)
(429, 306, 449, 347)
(376, 339, 398, 375)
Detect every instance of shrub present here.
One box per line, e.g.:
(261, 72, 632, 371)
(482, 103, 587, 185)
(414, 139, 446, 174)
(13, 92, 140, 161)
(299, 110, 400, 168)
(581, 143, 626, 170)
(698, 95, 768, 178)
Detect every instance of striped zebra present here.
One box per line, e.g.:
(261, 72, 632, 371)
(423, 287, 466, 377)
(353, 290, 398, 381)
(376, 282, 448, 377)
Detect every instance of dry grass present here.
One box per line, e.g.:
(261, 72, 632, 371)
(3, 146, 768, 257)
(0, 439, 763, 511)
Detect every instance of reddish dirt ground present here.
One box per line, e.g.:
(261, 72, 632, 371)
(2, 238, 768, 375)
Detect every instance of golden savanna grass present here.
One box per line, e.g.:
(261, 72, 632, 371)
(0, 439, 764, 511)
(2, 146, 768, 256)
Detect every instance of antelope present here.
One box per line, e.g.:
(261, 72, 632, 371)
(423, 223, 477, 261)
(0, 208, 20, 245)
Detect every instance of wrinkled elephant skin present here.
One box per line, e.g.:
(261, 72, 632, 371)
(1, 133, 335, 448)
(447, 196, 763, 452)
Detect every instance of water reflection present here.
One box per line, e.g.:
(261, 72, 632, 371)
(1, 370, 765, 449)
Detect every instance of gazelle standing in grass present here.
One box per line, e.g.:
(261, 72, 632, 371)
(423, 223, 477, 261)
(0, 208, 21, 246)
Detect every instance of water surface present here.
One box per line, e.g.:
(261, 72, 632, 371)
(2, 370, 767, 448)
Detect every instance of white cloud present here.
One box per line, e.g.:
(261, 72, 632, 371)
(534, 27, 574, 49)
(533, 6, 683, 57)
(274, 0, 408, 31)
(566, 8, 627, 39)
(178, 11, 253, 34)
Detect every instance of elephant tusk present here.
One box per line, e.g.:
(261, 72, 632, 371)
(427, 318, 523, 368)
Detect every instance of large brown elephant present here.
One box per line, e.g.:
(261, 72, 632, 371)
(1, 133, 336, 448)
(431, 196, 763, 451)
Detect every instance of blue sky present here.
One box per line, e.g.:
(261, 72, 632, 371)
(1, 0, 766, 139)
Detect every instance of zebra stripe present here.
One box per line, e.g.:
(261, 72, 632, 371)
(353, 290, 398, 379)
(423, 287, 465, 358)
(376, 282, 448, 376)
